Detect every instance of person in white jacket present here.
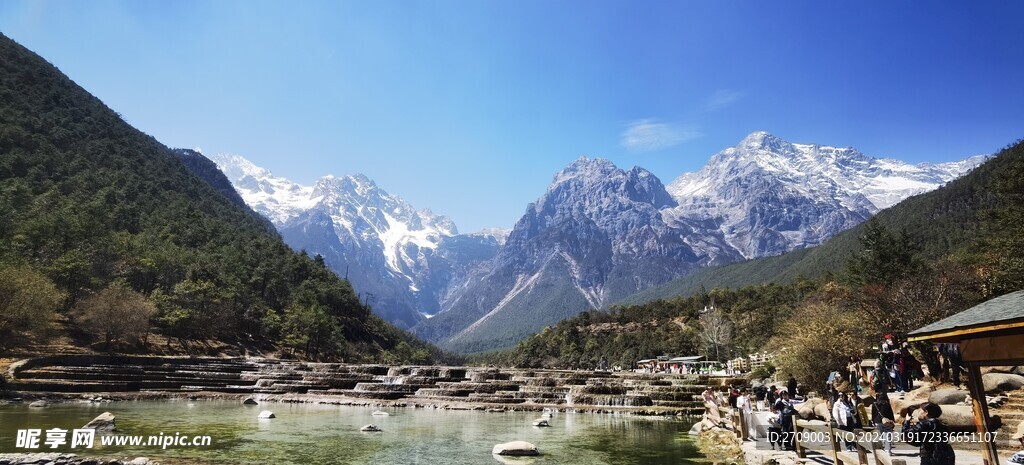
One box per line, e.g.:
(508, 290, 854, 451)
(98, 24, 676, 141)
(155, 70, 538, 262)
(736, 388, 756, 440)
(831, 392, 856, 451)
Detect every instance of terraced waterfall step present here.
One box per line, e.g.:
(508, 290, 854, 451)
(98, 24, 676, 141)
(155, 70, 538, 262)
(5, 355, 708, 413)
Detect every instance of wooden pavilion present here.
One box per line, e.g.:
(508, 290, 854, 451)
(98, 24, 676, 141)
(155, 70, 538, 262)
(907, 289, 1024, 465)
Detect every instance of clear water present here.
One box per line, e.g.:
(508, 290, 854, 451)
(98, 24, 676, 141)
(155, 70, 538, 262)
(0, 401, 703, 464)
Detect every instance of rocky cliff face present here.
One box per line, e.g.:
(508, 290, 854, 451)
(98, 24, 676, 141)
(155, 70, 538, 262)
(211, 154, 504, 328)
(411, 157, 740, 352)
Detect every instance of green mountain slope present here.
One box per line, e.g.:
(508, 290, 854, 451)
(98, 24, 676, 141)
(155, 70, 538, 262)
(0, 33, 437, 361)
(618, 147, 1007, 306)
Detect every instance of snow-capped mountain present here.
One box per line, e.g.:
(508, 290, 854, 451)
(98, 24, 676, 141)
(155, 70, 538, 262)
(210, 132, 985, 352)
(411, 157, 741, 352)
(210, 154, 502, 328)
(665, 131, 987, 258)
(413, 132, 986, 352)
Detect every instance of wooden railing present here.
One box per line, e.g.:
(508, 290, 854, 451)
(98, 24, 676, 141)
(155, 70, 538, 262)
(715, 405, 751, 441)
(793, 419, 907, 465)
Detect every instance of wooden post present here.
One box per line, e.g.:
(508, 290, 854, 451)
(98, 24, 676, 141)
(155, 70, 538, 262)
(854, 428, 868, 465)
(794, 419, 806, 458)
(827, 420, 841, 465)
(965, 364, 999, 465)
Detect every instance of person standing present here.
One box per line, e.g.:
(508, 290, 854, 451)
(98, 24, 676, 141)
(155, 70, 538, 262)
(904, 403, 955, 465)
(774, 390, 797, 451)
(872, 361, 891, 394)
(832, 392, 856, 451)
(893, 349, 907, 394)
(851, 393, 867, 429)
(938, 343, 964, 388)
(767, 385, 779, 412)
(848, 355, 861, 387)
(737, 388, 755, 440)
(872, 390, 896, 454)
(787, 374, 798, 398)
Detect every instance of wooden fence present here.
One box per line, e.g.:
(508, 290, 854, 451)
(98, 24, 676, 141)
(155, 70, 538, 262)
(794, 419, 907, 465)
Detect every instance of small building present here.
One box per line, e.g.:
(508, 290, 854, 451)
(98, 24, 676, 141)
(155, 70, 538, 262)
(635, 355, 712, 373)
(908, 289, 1024, 465)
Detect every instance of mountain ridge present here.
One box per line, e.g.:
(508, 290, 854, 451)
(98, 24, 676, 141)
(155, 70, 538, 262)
(211, 132, 985, 354)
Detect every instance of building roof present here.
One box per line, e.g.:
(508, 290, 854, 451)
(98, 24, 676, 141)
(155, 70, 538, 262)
(908, 290, 1024, 342)
(668, 356, 704, 362)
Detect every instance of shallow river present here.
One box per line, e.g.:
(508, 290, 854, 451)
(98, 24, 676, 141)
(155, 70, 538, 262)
(0, 401, 703, 464)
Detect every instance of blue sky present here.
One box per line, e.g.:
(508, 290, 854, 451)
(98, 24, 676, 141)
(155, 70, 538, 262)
(3, 1, 1024, 231)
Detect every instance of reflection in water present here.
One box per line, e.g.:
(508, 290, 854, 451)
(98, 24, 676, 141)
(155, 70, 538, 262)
(0, 401, 702, 465)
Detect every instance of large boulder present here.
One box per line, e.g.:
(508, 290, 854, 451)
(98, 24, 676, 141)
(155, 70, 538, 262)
(493, 441, 540, 456)
(532, 419, 550, 427)
(929, 389, 970, 405)
(891, 398, 925, 420)
(983, 373, 1024, 393)
(905, 386, 932, 403)
(360, 424, 382, 432)
(981, 366, 1017, 375)
(931, 405, 1001, 432)
(28, 400, 48, 408)
(796, 398, 824, 420)
(814, 402, 832, 421)
(257, 410, 275, 419)
(83, 412, 116, 432)
(242, 397, 258, 405)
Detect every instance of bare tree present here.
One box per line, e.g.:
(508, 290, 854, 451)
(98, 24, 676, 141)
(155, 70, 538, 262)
(74, 282, 157, 351)
(699, 307, 733, 361)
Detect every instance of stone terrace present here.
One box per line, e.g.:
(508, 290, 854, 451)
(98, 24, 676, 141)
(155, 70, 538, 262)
(3, 355, 707, 414)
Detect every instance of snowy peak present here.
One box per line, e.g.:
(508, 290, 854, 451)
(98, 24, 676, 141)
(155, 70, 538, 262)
(211, 153, 502, 328)
(670, 131, 986, 211)
(539, 156, 676, 216)
(665, 132, 987, 258)
(552, 156, 620, 185)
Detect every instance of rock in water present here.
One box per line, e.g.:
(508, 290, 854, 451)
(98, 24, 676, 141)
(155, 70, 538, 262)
(492, 441, 540, 456)
(532, 419, 550, 427)
(371, 410, 390, 416)
(360, 424, 382, 432)
(242, 397, 258, 405)
(127, 458, 151, 465)
(29, 400, 48, 408)
(258, 410, 275, 419)
(84, 412, 117, 432)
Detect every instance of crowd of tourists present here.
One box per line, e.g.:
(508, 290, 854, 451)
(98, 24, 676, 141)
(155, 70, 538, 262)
(701, 334, 962, 465)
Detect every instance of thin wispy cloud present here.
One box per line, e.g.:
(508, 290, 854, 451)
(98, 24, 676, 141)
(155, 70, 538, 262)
(621, 90, 741, 153)
(620, 119, 703, 152)
(704, 89, 742, 111)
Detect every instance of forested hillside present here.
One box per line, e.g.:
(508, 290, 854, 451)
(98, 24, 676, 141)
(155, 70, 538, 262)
(0, 33, 439, 363)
